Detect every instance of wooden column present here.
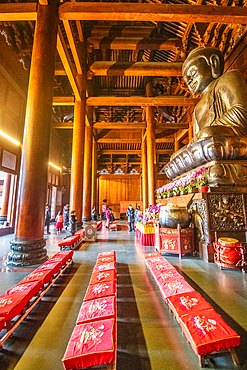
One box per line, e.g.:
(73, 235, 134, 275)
(142, 137, 148, 212)
(7, 0, 59, 266)
(174, 132, 179, 152)
(146, 81, 156, 206)
(91, 138, 98, 213)
(82, 113, 93, 222)
(70, 74, 86, 224)
(0, 173, 11, 225)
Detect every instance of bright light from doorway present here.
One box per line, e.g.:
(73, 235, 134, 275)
(0, 130, 20, 146)
(49, 162, 61, 171)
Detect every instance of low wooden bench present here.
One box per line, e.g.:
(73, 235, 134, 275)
(144, 252, 241, 368)
(0, 251, 73, 350)
(62, 250, 117, 370)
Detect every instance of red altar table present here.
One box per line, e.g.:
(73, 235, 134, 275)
(136, 222, 155, 246)
(155, 225, 195, 258)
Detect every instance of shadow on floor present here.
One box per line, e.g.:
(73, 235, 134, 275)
(0, 264, 78, 370)
(117, 262, 152, 370)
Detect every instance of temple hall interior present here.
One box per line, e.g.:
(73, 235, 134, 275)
(1, 0, 247, 369)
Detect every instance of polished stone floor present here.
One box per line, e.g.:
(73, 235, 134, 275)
(0, 223, 247, 370)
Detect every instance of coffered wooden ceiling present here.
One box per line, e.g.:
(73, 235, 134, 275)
(1, 0, 247, 173)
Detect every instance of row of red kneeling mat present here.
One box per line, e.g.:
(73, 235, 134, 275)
(62, 250, 117, 370)
(144, 252, 240, 356)
(0, 250, 73, 327)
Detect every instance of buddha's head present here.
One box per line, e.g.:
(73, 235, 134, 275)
(182, 47, 224, 95)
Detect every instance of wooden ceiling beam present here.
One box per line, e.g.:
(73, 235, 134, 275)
(90, 25, 155, 37)
(57, 27, 81, 101)
(98, 137, 174, 143)
(98, 149, 173, 154)
(94, 122, 188, 129)
(0, 3, 37, 21)
(59, 3, 247, 24)
(55, 63, 66, 76)
(87, 37, 181, 51)
(86, 96, 199, 106)
(62, 20, 83, 75)
(52, 122, 73, 129)
(53, 96, 75, 105)
(89, 61, 183, 77)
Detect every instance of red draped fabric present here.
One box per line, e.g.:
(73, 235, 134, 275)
(179, 309, 240, 355)
(76, 296, 116, 325)
(62, 319, 115, 370)
(136, 229, 155, 246)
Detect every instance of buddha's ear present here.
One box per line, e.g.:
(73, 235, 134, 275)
(209, 54, 221, 78)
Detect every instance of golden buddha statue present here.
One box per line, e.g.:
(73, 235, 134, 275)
(165, 47, 247, 185)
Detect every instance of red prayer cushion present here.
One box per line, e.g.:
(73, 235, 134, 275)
(109, 222, 117, 229)
(62, 319, 116, 370)
(153, 269, 184, 286)
(93, 262, 116, 273)
(84, 281, 116, 301)
(98, 251, 116, 258)
(0, 295, 28, 321)
(34, 260, 62, 275)
(18, 270, 54, 287)
(147, 262, 175, 275)
(179, 309, 240, 355)
(50, 250, 74, 264)
(144, 252, 162, 259)
(167, 291, 213, 321)
(76, 296, 116, 325)
(158, 278, 194, 302)
(58, 235, 80, 247)
(2, 281, 42, 302)
(89, 270, 116, 285)
(75, 229, 85, 237)
(145, 256, 167, 268)
(96, 256, 116, 264)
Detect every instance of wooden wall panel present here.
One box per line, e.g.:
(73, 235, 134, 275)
(99, 174, 141, 218)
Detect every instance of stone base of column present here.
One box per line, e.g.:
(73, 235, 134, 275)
(0, 215, 7, 226)
(6, 238, 48, 267)
(82, 216, 91, 226)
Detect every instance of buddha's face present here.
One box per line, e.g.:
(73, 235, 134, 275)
(183, 57, 215, 95)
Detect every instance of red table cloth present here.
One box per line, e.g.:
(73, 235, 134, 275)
(167, 291, 213, 321)
(93, 262, 115, 273)
(2, 281, 42, 302)
(18, 269, 54, 287)
(158, 278, 194, 302)
(136, 229, 155, 246)
(76, 296, 116, 325)
(62, 318, 115, 370)
(89, 270, 116, 285)
(0, 294, 28, 321)
(179, 309, 240, 355)
(96, 256, 116, 264)
(84, 281, 116, 301)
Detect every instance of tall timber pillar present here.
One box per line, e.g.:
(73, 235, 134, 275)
(91, 138, 98, 212)
(70, 75, 86, 226)
(6, 0, 59, 266)
(142, 135, 148, 212)
(0, 173, 11, 225)
(146, 81, 156, 206)
(82, 107, 93, 223)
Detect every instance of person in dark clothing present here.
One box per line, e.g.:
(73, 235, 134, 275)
(63, 204, 69, 230)
(45, 203, 51, 234)
(126, 204, 135, 232)
(69, 210, 77, 236)
(91, 206, 98, 221)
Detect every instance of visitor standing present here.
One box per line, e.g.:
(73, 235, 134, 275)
(126, 204, 135, 232)
(63, 204, 69, 230)
(105, 208, 110, 228)
(69, 210, 77, 236)
(91, 206, 98, 221)
(45, 203, 51, 234)
(55, 211, 64, 234)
